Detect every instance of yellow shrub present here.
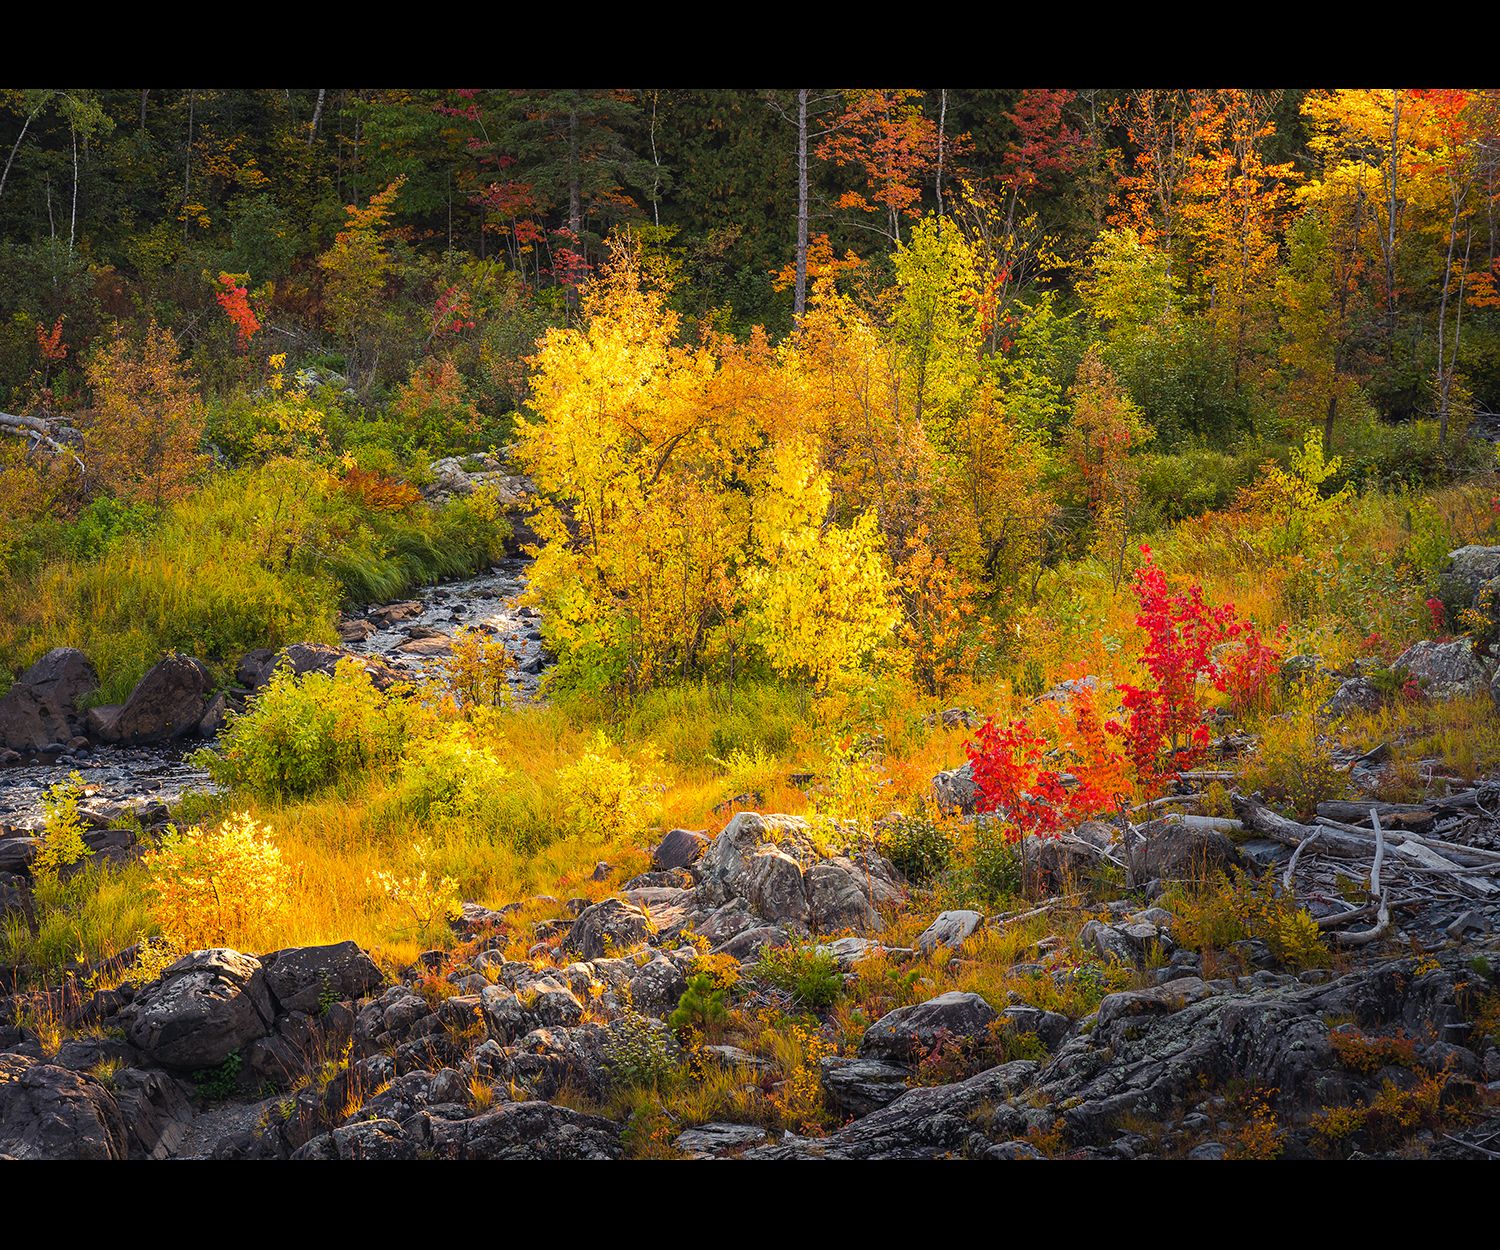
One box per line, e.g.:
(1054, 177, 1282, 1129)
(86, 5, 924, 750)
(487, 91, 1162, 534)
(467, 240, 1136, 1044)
(143, 812, 290, 951)
(556, 732, 662, 839)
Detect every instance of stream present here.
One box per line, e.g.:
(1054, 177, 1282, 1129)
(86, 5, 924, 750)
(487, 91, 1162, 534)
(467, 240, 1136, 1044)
(0, 555, 545, 834)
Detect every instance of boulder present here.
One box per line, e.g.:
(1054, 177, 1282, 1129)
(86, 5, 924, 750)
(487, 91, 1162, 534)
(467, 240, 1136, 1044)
(932, 761, 978, 816)
(1024, 820, 1121, 893)
(859, 991, 999, 1063)
(1129, 819, 1242, 882)
(562, 898, 655, 960)
(651, 827, 710, 872)
(123, 948, 275, 1070)
(820, 1055, 913, 1117)
(1438, 545, 1500, 614)
(420, 1100, 621, 1160)
(627, 955, 688, 1019)
(1390, 638, 1490, 700)
(95, 654, 213, 745)
(291, 1118, 418, 1161)
(696, 811, 819, 907)
(673, 1122, 769, 1158)
(1321, 676, 1386, 718)
(1094, 976, 1212, 1029)
(916, 910, 984, 955)
(0, 648, 98, 751)
(261, 941, 385, 1014)
(0, 1053, 128, 1160)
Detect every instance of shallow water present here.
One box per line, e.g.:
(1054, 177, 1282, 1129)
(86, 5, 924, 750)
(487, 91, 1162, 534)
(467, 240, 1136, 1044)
(0, 558, 547, 833)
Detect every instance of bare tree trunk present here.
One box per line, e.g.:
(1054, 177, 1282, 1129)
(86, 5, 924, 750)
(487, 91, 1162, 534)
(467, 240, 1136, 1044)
(935, 88, 947, 220)
(0, 100, 45, 204)
(648, 90, 662, 227)
(309, 88, 325, 144)
(1384, 91, 1402, 345)
(68, 124, 78, 256)
(139, 89, 149, 129)
(795, 88, 809, 324)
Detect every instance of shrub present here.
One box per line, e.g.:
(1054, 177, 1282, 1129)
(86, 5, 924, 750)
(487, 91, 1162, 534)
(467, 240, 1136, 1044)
(752, 944, 845, 1013)
(200, 658, 414, 798)
(143, 812, 290, 951)
(877, 812, 954, 885)
(32, 772, 93, 882)
(556, 732, 662, 840)
(1241, 691, 1349, 819)
(367, 839, 461, 943)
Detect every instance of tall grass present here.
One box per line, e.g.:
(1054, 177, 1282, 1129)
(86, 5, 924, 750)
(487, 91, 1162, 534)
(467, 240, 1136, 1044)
(0, 457, 508, 701)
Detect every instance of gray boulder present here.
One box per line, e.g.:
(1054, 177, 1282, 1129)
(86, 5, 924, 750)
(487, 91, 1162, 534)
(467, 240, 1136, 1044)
(916, 910, 984, 955)
(563, 898, 655, 960)
(859, 991, 999, 1063)
(932, 761, 978, 816)
(123, 948, 275, 1070)
(1129, 818, 1242, 882)
(820, 1055, 913, 1117)
(0, 1053, 128, 1160)
(1390, 638, 1490, 700)
(1438, 545, 1500, 614)
(1321, 675, 1386, 718)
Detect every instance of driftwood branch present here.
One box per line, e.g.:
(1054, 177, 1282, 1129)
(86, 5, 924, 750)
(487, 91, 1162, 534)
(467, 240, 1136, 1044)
(1336, 809, 1392, 947)
(0, 412, 85, 471)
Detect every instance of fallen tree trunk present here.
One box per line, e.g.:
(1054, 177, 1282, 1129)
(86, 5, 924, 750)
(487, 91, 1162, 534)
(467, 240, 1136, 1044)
(0, 411, 84, 470)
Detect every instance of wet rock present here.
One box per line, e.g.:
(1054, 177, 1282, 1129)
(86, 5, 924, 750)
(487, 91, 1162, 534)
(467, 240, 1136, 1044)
(0, 648, 98, 752)
(95, 655, 213, 746)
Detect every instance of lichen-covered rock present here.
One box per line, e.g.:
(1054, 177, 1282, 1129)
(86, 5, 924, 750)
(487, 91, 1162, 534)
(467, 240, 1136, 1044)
(916, 910, 984, 955)
(820, 1055, 913, 1117)
(1390, 637, 1490, 700)
(1129, 819, 1242, 883)
(1439, 545, 1500, 614)
(859, 991, 999, 1063)
(1322, 675, 1385, 718)
(123, 948, 275, 1070)
(419, 1100, 621, 1160)
(563, 898, 655, 960)
(931, 761, 978, 816)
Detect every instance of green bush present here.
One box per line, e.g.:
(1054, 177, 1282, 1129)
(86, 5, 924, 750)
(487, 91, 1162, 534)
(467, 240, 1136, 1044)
(197, 658, 414, 798)
(877, 812, 954, 885)
(752, 944, 845, 1013)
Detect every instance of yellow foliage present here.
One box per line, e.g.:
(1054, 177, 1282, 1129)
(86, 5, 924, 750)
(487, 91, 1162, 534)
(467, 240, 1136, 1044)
(142, 812, 290, 951)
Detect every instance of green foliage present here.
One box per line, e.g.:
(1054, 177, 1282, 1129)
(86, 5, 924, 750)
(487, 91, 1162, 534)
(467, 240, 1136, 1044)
(962, 822, 1023, 906)
(199, 658, 414, 798)
(877, 811, 954, 885)
(668, 972, 729, 1037)
(32, 772, 93, 882)
(752, 943, 845, 1013)
(601, 1010, 681, 1093)
(193, 1051, 243, 1101)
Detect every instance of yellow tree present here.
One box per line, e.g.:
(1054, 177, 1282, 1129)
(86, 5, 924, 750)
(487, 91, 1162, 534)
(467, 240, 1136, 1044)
(83, 322, 205, 508)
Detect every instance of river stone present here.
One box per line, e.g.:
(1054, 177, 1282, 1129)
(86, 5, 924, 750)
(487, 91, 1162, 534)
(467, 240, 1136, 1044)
(96, 654, 213, 745)
(859, 991, 999, 1063)
(124, 948, 275, 1070)
(0, 648, 99, 751)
